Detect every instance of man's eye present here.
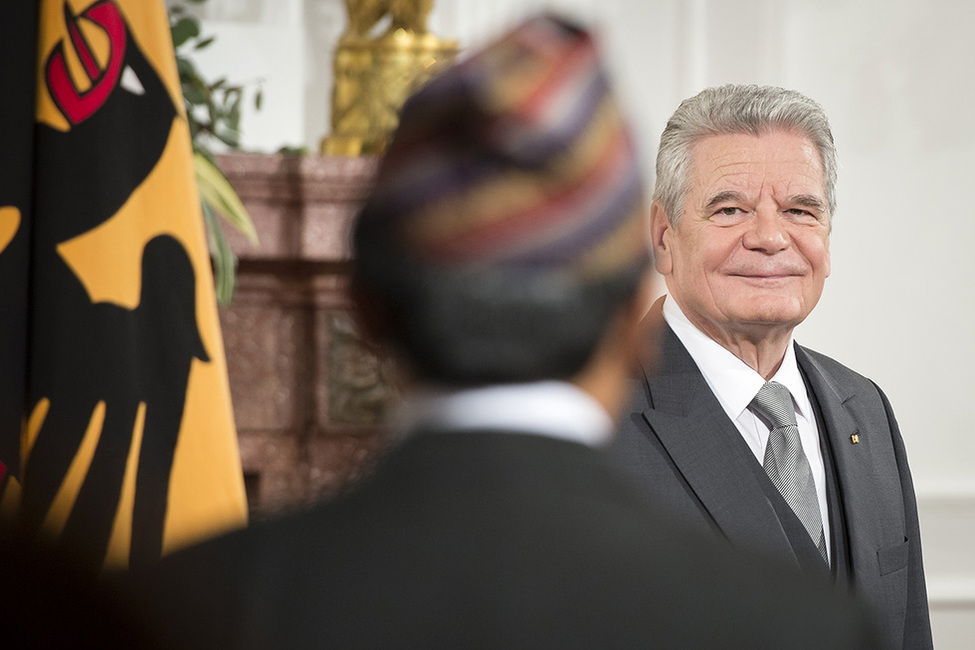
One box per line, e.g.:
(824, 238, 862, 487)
(718, 207, 742, 216)
(785, 208, 818, 220)
(710, 207, 747, 223)
(714, 208, 745, 217)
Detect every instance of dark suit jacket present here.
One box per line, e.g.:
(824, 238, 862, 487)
(612, 319, 932, 650)
(136, 430, 879, 649)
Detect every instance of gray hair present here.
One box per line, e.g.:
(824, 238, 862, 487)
(654, 84, 837, 225)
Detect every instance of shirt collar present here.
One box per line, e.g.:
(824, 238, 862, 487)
(389, 380, 614, 447)
(663, 297, 812, 420)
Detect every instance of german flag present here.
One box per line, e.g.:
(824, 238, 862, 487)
(0, 0, 248, 574)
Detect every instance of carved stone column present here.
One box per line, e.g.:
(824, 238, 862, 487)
(216, 152, 397, 517)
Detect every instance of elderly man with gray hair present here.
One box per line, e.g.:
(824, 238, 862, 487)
(613, 84, 932, 649)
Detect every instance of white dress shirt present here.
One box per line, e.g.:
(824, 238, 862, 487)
(389, 380, 614, 448)
(663, 297, 831, 562)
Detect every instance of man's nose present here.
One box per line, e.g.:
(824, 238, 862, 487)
(742, 206, 789, 253)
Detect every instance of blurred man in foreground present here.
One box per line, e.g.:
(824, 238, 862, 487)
(136, 16, 878, 648)
(613, 84, 931, 649)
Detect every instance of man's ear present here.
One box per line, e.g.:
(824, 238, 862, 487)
(650, 201, 673, 275)
(348, 280, 415, 392)
(569, 269, 657, 418)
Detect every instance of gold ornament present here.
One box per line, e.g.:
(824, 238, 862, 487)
(322, 0, 457, 156)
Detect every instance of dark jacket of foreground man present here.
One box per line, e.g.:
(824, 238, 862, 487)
(135, 430, 880, 649)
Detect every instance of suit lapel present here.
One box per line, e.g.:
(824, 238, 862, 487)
(640, 323, 798, 562)
(795, 345, 887, 590)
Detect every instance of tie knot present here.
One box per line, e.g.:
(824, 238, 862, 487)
(750, 381, 797, 429)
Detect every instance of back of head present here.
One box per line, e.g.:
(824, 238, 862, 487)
(654, 84, 837, 224)
(352, 14, 650, 386)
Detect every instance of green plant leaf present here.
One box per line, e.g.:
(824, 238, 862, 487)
(215, 127, 240, 148)
(226, 108, 240, 132)
(171, 17, 200, 48)
(254, 88, 263, 111)
(201, 200, 237, 306)
(194, 146, 216, 165)
(176, 56, 197, 79)
(226, 92, 242, 130)
(184, 85, 207, 106)
(170, 0, 267, 306)
(223, 87, 242, 110)
(206, 96, 219, 130)
(194, 152, 259, 244)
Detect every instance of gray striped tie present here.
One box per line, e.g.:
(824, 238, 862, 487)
(750, 381, 828, 564)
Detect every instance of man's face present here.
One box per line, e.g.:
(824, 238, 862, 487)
(652, 129, 831, 345)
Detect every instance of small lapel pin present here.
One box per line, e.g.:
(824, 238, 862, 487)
(850, 433, 860, 444)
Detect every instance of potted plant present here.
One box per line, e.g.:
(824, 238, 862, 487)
(169, 0, 260, 305)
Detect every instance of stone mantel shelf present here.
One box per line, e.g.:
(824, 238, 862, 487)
(216, 152, 379, 264)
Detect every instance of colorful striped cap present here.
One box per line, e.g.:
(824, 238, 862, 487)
(355, 13, 649, 281)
